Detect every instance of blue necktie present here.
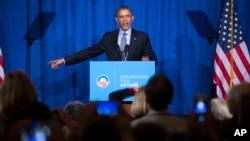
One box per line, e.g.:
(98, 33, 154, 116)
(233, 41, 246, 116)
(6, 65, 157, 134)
(120, 32, 127, 52)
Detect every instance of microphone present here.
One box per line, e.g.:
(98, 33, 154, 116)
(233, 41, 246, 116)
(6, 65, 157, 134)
(124, 44, 129, 53)
(122, 44, 129, 61)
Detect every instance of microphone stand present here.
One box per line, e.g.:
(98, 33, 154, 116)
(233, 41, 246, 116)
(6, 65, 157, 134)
(27, 38, 34, 77)
(122, 45, 129, 61)
(207, 37, 217, 99)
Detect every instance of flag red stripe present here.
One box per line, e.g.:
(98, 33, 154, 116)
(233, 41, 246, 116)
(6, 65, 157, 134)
(232, 60, 244, 82)
(0, 54, 3, 66)
(0, 47, 4, 85)
(213, 71, 228, 99)
(215, 52, 231, 85)
(235, 44, 250, 75)
(225, 48, 245, 83)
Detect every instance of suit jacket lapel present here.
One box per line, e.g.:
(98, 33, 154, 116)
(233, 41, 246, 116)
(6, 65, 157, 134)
(111, 30, 119, 45)
(111, 30, 121, 56)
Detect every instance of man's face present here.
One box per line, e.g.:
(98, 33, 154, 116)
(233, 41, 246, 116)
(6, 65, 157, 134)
(116, 9, 134, 31)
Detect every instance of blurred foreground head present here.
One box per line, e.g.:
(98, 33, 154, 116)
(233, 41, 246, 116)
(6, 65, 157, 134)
(0, 70, 38, 120)
(63, 100, 86, 121)
(226, 82, 250, 124)
(210, 98, 232, 120)
(145, 73, 174, 110)
(67, 101, 134, 141)
(131, 86, 149, 117)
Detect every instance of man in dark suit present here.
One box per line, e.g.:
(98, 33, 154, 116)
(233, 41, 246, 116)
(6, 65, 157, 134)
(48, 6, 158, 69)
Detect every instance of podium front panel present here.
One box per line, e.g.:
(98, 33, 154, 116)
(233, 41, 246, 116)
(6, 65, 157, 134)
(89, 61, 155, 101)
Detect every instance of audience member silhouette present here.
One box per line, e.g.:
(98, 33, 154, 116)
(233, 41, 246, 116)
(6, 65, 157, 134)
(0, 70, 39, 127)
(131, 73, 187, 135)
(226, 82, 250, 125)
(0, 70, 38, 116)
(63, 100, 86, 121)
(54, 100, 86, 140)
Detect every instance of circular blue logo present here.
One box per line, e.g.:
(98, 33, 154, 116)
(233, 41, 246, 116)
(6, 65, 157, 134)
(96, 75, 109, 88)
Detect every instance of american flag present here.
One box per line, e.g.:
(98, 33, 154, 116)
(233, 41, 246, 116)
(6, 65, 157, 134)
(0, 47, 4, 85)
(213, 0, 250, 99)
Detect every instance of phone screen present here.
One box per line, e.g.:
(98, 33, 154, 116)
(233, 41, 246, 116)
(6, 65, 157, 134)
(193, 95, 209, 122)
(96, 101, 119, 116)
(193, 100, 208, 114)
(20, 122, 48, 141)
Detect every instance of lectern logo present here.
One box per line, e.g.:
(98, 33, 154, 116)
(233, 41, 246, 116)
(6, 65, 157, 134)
(97, 75, 109, 88)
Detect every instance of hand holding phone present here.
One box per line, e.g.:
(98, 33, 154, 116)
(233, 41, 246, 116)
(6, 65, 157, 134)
(20, 122, 50, 141)
(193, 95, 209, 122)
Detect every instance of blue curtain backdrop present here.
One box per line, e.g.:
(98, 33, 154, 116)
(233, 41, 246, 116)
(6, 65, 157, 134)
(1, 0, 250, 115)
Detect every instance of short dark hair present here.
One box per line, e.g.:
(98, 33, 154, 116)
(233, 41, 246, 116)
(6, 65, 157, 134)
(145, 73, 174, 110)
(116, 6, 133, 17)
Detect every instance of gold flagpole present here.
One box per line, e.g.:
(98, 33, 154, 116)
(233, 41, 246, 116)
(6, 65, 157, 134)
(229, 0, 234, 88)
